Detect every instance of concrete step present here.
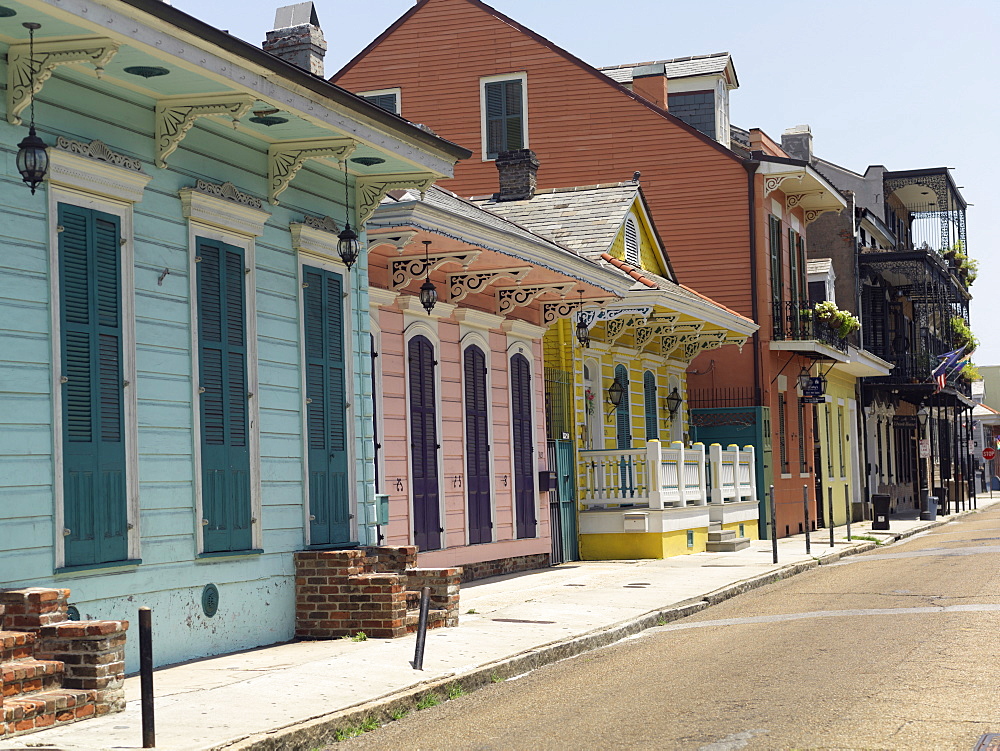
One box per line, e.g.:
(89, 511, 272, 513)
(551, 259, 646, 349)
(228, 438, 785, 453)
(0, 631, 35, 662)
(707, 530, 737, 542)
(706, 537, 751, 553)
(1, 658, 64, 699)
(1, 688, 97, 738)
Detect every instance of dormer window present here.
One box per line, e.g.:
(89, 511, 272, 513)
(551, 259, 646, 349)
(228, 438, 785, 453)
(624, 214, 640, 267)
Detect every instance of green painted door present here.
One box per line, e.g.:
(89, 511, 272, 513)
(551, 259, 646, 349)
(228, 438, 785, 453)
(548, 439, 579, 563)
(59, 204, 128, 567)
(197, 238, 252, 553)
(303, 265, 351, 547)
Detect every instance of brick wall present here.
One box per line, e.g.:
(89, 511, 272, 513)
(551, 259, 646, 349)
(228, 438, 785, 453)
(459, 553, 551, 583)
(34, 622, 128, 715)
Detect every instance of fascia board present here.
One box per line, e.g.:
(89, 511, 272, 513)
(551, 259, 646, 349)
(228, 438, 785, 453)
(625, 288, 758, 335)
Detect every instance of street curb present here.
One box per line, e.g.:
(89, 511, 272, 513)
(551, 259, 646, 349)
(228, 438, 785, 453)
(220, 540, 894, 751)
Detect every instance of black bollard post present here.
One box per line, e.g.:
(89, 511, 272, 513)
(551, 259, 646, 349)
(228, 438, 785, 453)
(412, 586, 431, 671)
(828, 487, 835, 547)
(139, 607, 154, 748)
(845, 490, 852, 543)
(770, 484, 778, 564)
(802, 485, 811, 555)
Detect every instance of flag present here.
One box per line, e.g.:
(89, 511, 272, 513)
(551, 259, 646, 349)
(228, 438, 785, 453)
(931, 346, 966, 392)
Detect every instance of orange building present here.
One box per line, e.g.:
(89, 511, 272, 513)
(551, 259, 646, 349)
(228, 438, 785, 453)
(334, 0, 848, 537)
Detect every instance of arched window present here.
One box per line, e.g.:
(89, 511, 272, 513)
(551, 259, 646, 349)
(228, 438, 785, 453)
(624, 215, 640, 267)
(643, 370, 658, 441)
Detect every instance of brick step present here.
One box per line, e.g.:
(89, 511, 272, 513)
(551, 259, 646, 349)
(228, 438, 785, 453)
(2, 658, 65, 699)
(0, 631, 36, 662)
(404, 608, 447, 634)
(1, 688, 97, 738)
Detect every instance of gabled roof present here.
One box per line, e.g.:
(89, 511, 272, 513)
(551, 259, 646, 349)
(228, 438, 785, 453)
(599, 52, 738, 88)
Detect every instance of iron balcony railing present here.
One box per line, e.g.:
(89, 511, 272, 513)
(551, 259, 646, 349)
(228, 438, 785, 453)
(771, 301, 851, 353)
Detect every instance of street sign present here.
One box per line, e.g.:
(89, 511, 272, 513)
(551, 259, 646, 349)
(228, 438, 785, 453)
(800, 396, 825, 404)
(802, 377, 825, 398)
(983, 447, 996, 461)
(919, 439, 931, 459)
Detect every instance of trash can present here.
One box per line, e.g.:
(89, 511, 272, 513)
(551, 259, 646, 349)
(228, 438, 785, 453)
(871, 493, 890, 530)
(921, 495, 938, 522)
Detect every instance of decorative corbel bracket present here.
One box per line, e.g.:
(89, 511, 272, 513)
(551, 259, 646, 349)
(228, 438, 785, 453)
(578, 305, 653, 330)
(156, 94, 255, 169)
(7, 37, 120, 125)
(678, 330, 729, 361)
(267, 138, 356, 204)
(764, 174, 799, 197)
(606, 315, 653, 346)
(391, 251, 480, 289)
(448, 267, 533, 303)
(635, 319, 679, 349)
(496, 282, 575, 316)
(366, 229, 417, 254)
(804, 207, 838, 225)
(356, 172, 438, 226)
(541, 297, 616, 326)
(785, 190, 826, 210)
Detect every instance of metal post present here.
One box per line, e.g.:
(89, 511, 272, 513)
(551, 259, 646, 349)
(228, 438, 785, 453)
(412, 587, 431, 671)
(770, 484, 778, 564)
(139, 607, 154, 749)
(845, 487, 851, 542)
(802, 485, 810, 554)
(828, 486, 835, 547)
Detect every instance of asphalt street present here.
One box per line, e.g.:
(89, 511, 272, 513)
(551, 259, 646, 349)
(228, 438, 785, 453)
(334, 507, 1000, 751)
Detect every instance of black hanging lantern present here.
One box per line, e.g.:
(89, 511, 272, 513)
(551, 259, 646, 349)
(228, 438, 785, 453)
(337, 159, 361, 269)
(575, 290, 590, 347)
(665, 387, 682, 419)
(607, 378, 625, 407)
(797, 366, 812, 394)
(418, 240, 437, 313)
(16, 22, 48, 195)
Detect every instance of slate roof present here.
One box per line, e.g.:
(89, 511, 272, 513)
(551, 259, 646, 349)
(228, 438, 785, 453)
(599, 52, 733, 85)
(468, 183, 641, 261)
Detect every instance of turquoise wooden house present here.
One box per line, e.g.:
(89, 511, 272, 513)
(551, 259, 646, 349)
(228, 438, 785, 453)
(0, 0, 467, 669)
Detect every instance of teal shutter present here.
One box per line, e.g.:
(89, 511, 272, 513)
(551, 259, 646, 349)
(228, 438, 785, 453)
(788, 229, 799, 306)
(197, 239, 252, 553)
(303, 266, 351, 546)
(614, 365, 631, 450)
(485, 79, 524, 158)
(643, 371, 658, 441)
(59, 203, 128, 567)
(362, 93, 398, 114)
(769, 216, 782, 304)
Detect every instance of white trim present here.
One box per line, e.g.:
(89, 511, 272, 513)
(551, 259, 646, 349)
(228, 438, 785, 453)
(453, 308, 503, 332)
(506, 339, 540, 540)
(296, 257, 358, 547)
(187, 223, 262, 553)
(290, 223, 349, 266)
(459, 332, 497, 545)
(48, 187, 140, 569)
(368, 286, 400, 309)
(501, 318, 547, 341)
(179, 188, 270, 238)
(624, 214, 641, 268)
(583, 358, 602, 450)
(47, 149, 152, 204)
(402, 320, 446, 550)
(397, 294, 457, 320)
(479, 71, 529, 161)
(356, 87, 402, 115)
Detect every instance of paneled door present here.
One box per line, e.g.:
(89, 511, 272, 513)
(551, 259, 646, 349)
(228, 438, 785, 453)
(511, 353, 536, 539)
(409, 336, 441, 551)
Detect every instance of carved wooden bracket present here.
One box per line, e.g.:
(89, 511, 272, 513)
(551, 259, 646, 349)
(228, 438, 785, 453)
(764, 174, 796, 196)
(804, 207, 838, 225)
(447, 267, 533, 303)
(7, 37, 120, 125)
(155, 94, 255, 168)
(541, 298, 615, 326)
(266, 138, 356, 204)
(605, 315, 654, 346)
(391, 251, 480, 289)
(356, 173, 438, 226)
(366, 230, 417, 253)
(495, 282, 575, 316)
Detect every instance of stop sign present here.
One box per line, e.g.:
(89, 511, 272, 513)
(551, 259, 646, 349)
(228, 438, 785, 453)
(983, 447, 996, 461)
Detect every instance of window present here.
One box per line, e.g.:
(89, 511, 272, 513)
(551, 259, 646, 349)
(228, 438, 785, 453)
(358, 88, 400, 115)
(825, 405, 834, 476)
(778, 393, 788, 474)
(797, 397, 807, 473)
(769, 216, 783, 305)
(481, 74, 527, 159)
(196, 238, 253, 554)
(643, 371, 658, 441)
(624, 215, 640, 267)
(838, 407, 846, 478)
(788, 229, 799, 306)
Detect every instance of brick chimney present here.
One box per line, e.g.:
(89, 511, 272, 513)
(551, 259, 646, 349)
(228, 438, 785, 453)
(781, 124, 813, 163)
(495, 149, 539, 201)
(263, 2, 327, 77)
(630, 63, 668, 110)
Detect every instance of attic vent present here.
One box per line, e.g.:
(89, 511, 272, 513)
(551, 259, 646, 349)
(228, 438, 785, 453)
(624, 215, 640, 267)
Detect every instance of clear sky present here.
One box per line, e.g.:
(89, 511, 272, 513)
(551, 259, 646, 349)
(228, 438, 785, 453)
(193, 0, 998, 362)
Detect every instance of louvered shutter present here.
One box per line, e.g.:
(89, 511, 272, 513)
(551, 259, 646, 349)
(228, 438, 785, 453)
(304, 266, 350, 546)
(625, 217, 640, 267)
(615, 365, 631, 450)
(643, 371, 658, 441)
(769, 216, 783, 305)
(409, 336, 441, 551)
(788, 229, 799, 306)
(362, 93, 397, 114)
(59, 204, 128, 567)
(510, 353, 536, 539)
(464, 346, 491, 544)
(197, 239, 251, 553)
(485, 79, 524, 158)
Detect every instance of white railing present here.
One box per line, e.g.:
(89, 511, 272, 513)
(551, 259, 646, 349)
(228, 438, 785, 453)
(579, 441, 756, 511)
(709, 443, 757, 505)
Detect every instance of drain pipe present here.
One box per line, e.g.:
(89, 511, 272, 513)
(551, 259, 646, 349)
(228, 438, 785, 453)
(743, 159, 762, 404)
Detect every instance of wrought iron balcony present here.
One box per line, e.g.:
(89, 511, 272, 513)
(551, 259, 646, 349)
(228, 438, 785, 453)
(771, 301, 850, 353)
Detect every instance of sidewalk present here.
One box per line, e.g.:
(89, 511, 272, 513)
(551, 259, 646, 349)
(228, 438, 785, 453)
(6, 495, 998, 751)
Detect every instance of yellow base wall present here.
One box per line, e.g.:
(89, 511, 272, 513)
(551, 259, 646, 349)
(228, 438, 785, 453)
(722, 521, 759, 541)
(580, 529, 707, 560)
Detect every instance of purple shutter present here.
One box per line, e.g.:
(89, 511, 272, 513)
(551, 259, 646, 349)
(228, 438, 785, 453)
(510, 353, 536, 539)
(409, 336, 441, 551)
(464, 346, 491, 544)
